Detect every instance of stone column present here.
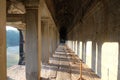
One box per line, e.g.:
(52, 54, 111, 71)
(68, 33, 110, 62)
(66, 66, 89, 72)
(96, 42, 102, 77)
(41, 19, 50, 64)
(56, 30, 59, 48)
(54, 29, 56, 49)
(25, 9, 40, 80)
(118, 42, 120, 80)
(0, 0, 6, 80)
(91, 41, 96, 71)
(57, 31, 59, 46)
(54, 28, 56, 51)
(82, 42, 86, 63)
(52, 26, 54, 53)
(18, 30, 25, 65)
(54, 26, 57, 51)
(47, 21, 50, 63)
(51, 25, 54, 54)
(22, 30, 26, 60)
(49, 24, 53, 56)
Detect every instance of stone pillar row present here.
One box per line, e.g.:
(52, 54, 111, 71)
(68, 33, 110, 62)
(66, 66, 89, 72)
(0, 1, 60, 80)
(25, 5, 60, 80)
(24, 7, 60, 80)
(41, 19, 59, 64)
(41, 19, 50, 64)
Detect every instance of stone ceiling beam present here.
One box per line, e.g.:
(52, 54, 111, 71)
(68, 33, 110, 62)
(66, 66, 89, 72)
(7, 14, 25, 22)
(25, 0, 39, 8)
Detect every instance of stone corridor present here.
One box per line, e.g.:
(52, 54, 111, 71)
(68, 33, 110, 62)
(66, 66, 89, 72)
(7, 44, 100, 80)
(0, 0, 119, 80)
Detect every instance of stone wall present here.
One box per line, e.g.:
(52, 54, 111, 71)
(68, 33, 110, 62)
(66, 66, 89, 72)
(66, 0, 120, 80)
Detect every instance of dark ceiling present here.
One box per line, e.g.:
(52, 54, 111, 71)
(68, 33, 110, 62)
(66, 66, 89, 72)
(53, 0, 80, 29)
(45, 0, 81, 40)
(45, 0, 96, 39)
(53, 0, 83, 40)
(45, 0, 82, 32)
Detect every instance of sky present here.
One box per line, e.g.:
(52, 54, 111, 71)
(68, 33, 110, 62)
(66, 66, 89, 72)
(6, 26, 18, 31)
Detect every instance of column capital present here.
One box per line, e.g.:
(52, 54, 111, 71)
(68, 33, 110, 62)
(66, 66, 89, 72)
(25, 0, 39, 10)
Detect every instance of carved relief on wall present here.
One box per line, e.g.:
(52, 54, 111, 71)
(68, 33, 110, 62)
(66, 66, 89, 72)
(8, 0, 26, 14)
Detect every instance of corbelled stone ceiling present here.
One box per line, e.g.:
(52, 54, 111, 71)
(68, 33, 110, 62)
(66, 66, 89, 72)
(45, 0, 96, 39)
(52, 0, 82, 39)
(45, 0, 82, 32)
(7, 0, 96, 39)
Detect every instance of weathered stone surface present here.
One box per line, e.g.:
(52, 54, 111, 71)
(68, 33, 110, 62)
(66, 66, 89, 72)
(41, 20, 50, 64)
(0, 0, 6, 80)
(8, 1, 26, 14)
(25, 9, 40, 80)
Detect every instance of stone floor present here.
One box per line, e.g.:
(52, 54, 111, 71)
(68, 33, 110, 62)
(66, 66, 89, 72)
(7, 44, 101, 80)
(7, 65, 26, 80)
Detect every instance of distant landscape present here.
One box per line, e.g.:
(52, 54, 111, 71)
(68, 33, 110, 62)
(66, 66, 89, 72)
(7, 29, 20, 68)
(7, 30, 19, 47)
